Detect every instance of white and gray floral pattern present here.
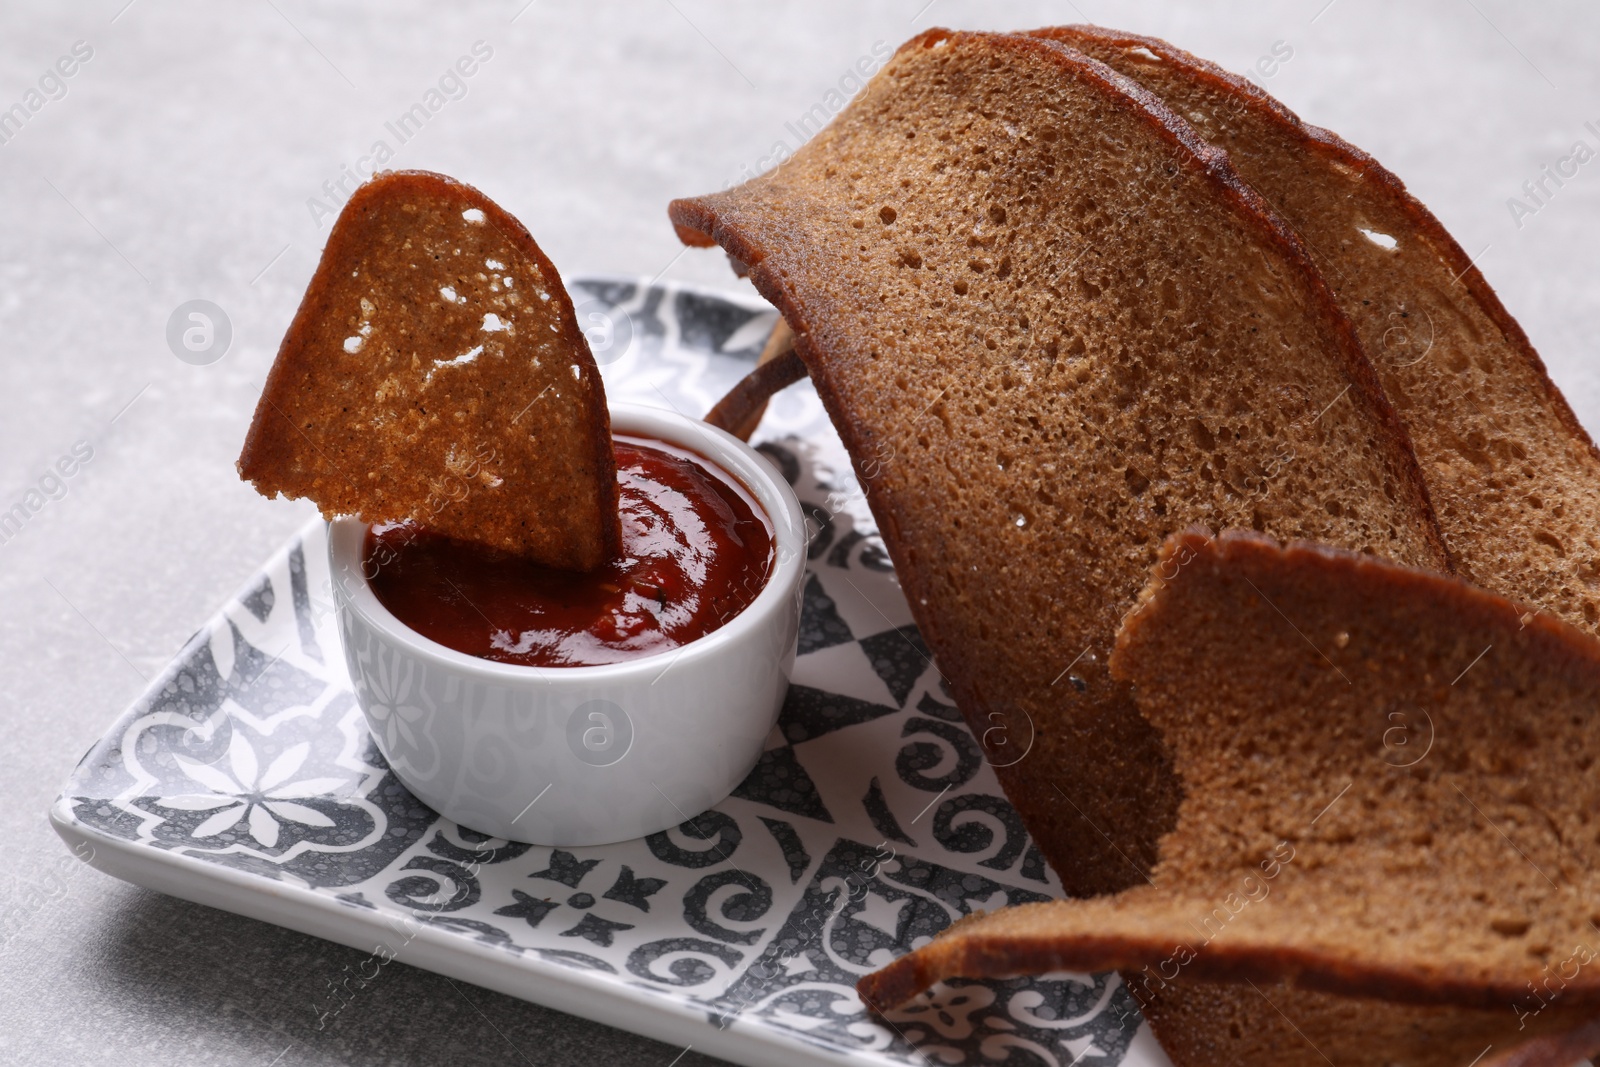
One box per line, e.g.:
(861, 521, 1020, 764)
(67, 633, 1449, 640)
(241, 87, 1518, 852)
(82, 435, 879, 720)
(54, 278, 1163, 1067)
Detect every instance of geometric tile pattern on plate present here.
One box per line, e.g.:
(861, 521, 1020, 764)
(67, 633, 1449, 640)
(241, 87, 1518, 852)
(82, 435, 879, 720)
(55, 278, 1162, 1067)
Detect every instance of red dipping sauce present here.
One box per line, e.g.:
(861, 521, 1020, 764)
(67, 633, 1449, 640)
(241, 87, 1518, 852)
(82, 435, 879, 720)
(365, 436, 775, 667)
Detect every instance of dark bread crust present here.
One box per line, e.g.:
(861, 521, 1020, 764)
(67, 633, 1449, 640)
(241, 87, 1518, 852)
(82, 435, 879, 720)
(860, 530, 1600, 1021)
(1037, 24, 1596, 456)
(1043, 24, 1600, 640)
(704, 322, 805, 441)
(671, 28, 1450, 898)
(239, 170, 620, 570)
(1033, 28, 1600, 1063)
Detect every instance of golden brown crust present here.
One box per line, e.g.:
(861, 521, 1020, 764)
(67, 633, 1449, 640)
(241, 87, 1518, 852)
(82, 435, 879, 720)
(239, 170, 620, 570)
(860, 529, 1600, 1017)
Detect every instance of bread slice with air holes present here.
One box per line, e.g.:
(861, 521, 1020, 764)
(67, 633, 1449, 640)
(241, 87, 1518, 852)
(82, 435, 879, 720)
(1021, 26, 1600, 1063)
(670, 28, 1450, 900)
(1037, 25, 1600, 634)
(238, 169, 620, 571)
(858, 529, 1600, 1067)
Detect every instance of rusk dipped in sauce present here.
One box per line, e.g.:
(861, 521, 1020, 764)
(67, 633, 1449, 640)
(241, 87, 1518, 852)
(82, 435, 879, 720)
(248, 170, 806, 845)
(365, 435, 774, 667)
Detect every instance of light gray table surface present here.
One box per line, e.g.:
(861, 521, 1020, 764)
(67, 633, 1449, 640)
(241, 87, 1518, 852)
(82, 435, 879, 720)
(1, 1, 1596, 1064)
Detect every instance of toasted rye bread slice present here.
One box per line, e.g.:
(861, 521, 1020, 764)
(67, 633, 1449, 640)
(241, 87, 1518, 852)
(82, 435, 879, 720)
(238, 170, 620, 571)
(671, 28, 1449, 896)
(857, 532, 1600, 1046)
(1040, 25, 1600, 634)
(1027, 27, 1600, 1064)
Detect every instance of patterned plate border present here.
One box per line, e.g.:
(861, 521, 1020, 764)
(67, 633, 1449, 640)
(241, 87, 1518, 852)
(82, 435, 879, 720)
(51, 277, 1168, 1067)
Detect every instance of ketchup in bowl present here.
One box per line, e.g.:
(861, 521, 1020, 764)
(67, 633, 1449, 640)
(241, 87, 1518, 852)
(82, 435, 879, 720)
(365, 435, 775, 667)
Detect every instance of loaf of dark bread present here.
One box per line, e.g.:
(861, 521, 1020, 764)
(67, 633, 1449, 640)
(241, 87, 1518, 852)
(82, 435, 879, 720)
(859, 530, 1600, 1065)
(239, 170, 620, 570)
(670, 28, 1449, 900)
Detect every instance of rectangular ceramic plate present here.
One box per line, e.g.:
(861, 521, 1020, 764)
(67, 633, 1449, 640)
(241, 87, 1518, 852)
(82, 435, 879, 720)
(51, 278, 1170, 1067)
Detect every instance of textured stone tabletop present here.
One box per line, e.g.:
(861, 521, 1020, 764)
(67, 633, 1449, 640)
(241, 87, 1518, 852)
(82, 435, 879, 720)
(1, 1, 1596, 1064)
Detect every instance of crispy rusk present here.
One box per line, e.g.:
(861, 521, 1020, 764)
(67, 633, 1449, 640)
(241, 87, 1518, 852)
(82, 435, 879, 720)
(860, 531, 1600, 1064)
(239, 169, 620, 570)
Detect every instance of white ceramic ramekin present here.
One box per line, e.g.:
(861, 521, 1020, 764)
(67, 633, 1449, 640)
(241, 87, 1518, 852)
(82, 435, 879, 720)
(328, 403, 805, 846)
